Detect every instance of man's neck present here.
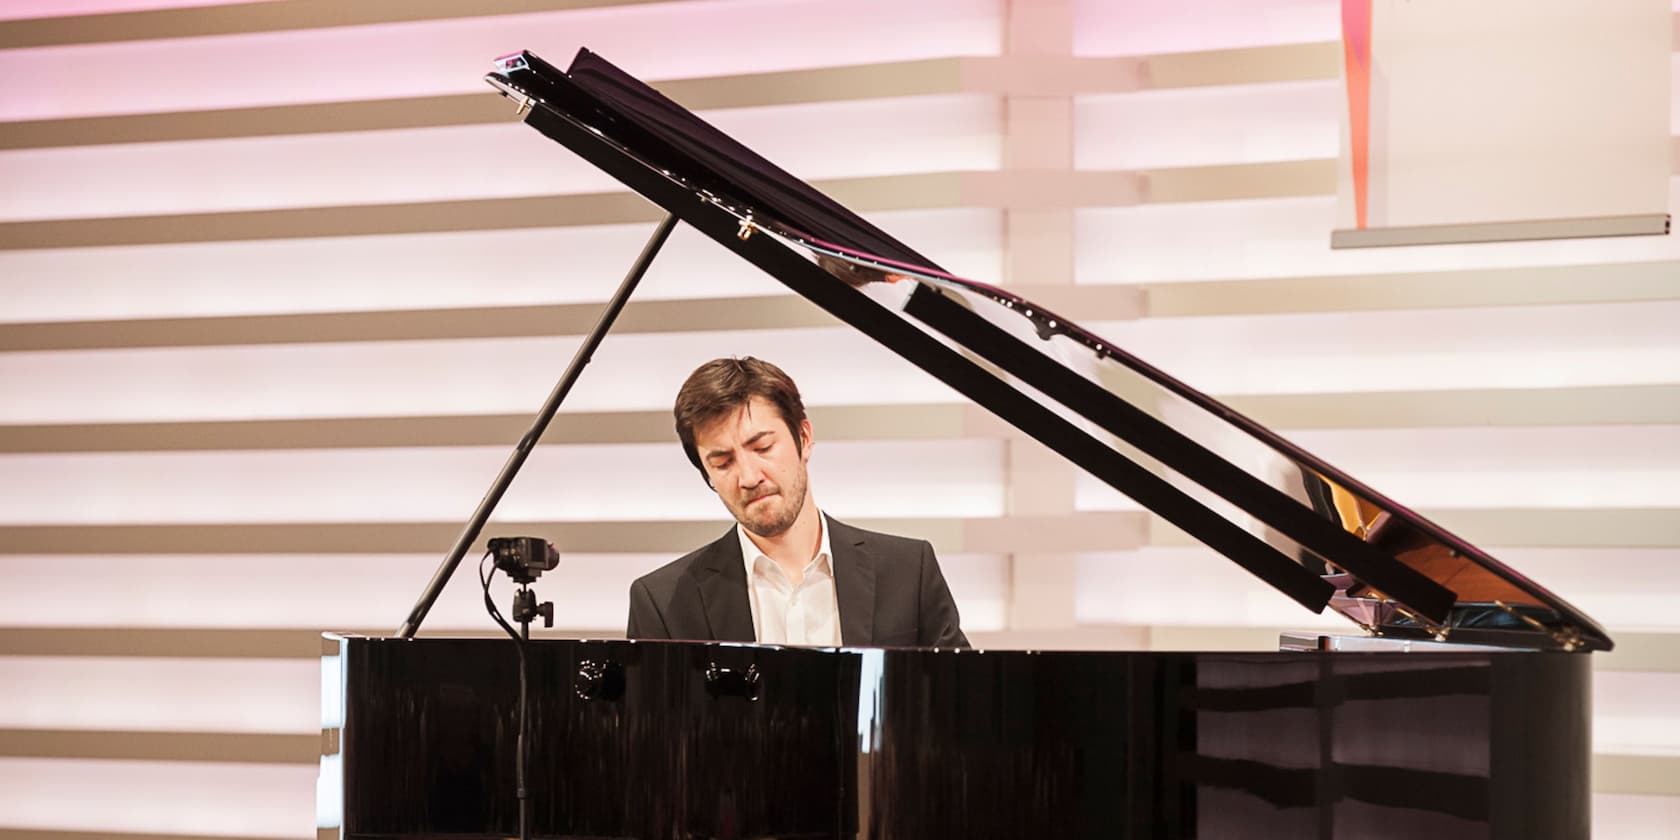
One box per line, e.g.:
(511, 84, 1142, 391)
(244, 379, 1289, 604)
(743, 497, 822, 583)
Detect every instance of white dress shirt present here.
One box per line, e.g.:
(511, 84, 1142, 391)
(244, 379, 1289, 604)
(737, 513, 841, 646)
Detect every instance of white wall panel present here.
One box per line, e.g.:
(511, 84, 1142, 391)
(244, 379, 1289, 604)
(1072, 0, 1338, 57)
(0, 95, 1001, 221)
(1074, 547, 1349, 628)
(1075, 426, 1680, 510)
(1082, 302, 1680, 395)
(0, 550, 1006, 633)
(1593, 794, 1680, 840)
(1278, 426, 1680, 509)
(1076, 181, 1680, 284)
(1495, 548, 1680, 631)
(0, 326, 964, 423)
(0, 656, 318, 733)
(0, 757, 315, 837)
(0, 209, 1003, 322)
(0, 0, 1004, 121)
(1595, 671, 1680, 756)
(1075, 82, 1338, 170)
(0, 440, 1006, 524)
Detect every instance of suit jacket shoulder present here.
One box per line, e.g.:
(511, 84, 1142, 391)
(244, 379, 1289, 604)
(625, 529, 754, 642)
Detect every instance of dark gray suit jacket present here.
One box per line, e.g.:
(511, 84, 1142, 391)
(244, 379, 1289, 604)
(626, 516, 968, 647)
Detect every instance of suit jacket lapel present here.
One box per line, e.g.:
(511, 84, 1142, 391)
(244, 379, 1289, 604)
(693, 530, 756, 642)
(829, 516, 877, 646)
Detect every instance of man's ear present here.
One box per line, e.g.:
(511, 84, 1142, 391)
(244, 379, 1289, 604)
(798, 418, 814, 461)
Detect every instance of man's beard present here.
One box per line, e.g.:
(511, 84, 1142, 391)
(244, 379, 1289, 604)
(737, 469, 807, 538)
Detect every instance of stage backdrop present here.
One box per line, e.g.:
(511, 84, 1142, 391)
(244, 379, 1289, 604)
(0, 1, 1676, 838)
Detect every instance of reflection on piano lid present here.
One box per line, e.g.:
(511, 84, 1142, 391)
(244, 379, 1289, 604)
(482, 48, 1609, 653)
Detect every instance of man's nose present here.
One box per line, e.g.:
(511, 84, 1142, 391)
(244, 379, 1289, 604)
(736, 456, 767, 487)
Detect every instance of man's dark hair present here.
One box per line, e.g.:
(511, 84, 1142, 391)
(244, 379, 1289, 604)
(674, 357, 807, 486)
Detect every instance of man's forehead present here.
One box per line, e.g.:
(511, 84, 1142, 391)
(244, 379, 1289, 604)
(695, 396, 783, 446)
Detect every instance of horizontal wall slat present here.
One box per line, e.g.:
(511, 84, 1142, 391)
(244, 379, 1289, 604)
(0, 60, 974, 150)
(9, 259, 1680, 352)
(0, 0, 665, 48)
(0, 404, 989, 453)
(6, 157, 1673, 251)
(0, 512, 1146, 555)
(1149, 509, 1680, 549)
(0, 730, 316, 764)
(0, 295, 842, 351)
(0, 172, 987, 249)
(1223, 385, 1680, 429)
(6, 625, 1674, 663)
(1138, 260, 1680, 316)
(1, 384, 1667, 454)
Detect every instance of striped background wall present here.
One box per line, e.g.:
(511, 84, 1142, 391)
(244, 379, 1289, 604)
(0, 1, 1675, 837)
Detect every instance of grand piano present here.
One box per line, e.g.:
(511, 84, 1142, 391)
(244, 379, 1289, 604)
(317, 49, 1611, 839)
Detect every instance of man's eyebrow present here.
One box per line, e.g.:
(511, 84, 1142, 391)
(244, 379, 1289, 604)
(704, 430, 773, 460)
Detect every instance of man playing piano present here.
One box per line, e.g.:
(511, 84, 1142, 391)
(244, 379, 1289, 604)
(626, 357, 968, 647)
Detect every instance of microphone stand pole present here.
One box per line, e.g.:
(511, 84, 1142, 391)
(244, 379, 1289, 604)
(396, 212, 678, 639)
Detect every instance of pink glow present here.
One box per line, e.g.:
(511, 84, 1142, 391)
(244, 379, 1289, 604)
(0, 0, 284, 22)
(1072, 0, 1338, 57)
(0, 0, 1002, 121)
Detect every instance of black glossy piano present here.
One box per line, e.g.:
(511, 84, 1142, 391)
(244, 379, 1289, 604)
(317, 48, 1610, 840)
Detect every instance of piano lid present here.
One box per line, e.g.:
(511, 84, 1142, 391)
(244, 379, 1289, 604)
(484, 48, 1611, 653)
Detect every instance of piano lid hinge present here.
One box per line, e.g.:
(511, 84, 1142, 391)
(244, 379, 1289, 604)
(1494, 600, 1582, 651)
(737, 216, 757, 241)
(1390, 600, 1451, 642)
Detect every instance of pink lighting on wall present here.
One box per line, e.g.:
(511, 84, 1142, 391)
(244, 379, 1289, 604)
(0, 0, 1003, 121)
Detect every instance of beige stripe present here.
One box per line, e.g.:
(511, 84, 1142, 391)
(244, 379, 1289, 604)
(0, 626, 618, 658)
(34, 391, 1660, 453)
(1140, 260, 1680, 317)
(9, 257, 1678, 352)
(4, 624, 1673, 663)
(0, 627, 338, 658)
(1140, 42, 1342, 89)
(1150, 508, 1680, 549)
(7, 154, 1670, 249)
(0, 404, 982, 453)
(0, 830, 298, 840)
(1141, 158, 1337, 203)
(0, 0, 668, 48)
(0, 295, 841, 351)
(0, 94, 509, 151)
(1223, 385, 1680, 430)
(0, 61, 967, 151)
(0, 513, 1143, 556)
(0, 173, 972, 250)
(0, 729, 316, 764)
(1594, 754, 1680, 796)
(1597, 632, 1680, 673)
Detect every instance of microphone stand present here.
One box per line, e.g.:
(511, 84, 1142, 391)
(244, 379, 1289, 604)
(395, 212, 677, 639)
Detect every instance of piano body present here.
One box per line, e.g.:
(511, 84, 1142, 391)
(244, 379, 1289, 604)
(318, 49, 1611, 839)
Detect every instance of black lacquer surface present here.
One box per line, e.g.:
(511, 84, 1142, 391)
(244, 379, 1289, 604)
(327, 636, 1589, 840)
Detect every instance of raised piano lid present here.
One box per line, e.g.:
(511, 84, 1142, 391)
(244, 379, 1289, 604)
(484, 48, 1611, 653)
